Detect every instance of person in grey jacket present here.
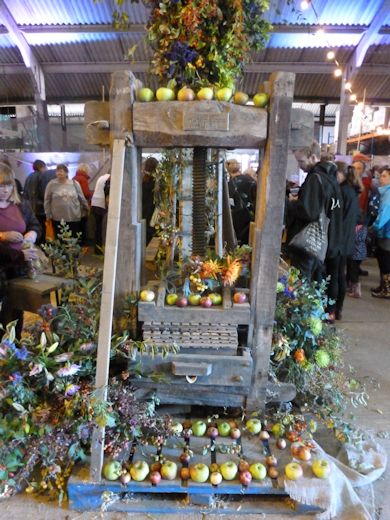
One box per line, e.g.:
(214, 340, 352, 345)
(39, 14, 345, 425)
(44, 164, 89, 239)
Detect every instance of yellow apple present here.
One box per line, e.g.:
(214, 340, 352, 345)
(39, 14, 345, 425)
(216, 87, 233, 102)
(233, 91, 249, 105)
(197, 87, 214, 101)
(136, 87, 154, 102)
(156, 87, 175, 101)
(177, 86, 195, 101)
(253, 93, 269, 108)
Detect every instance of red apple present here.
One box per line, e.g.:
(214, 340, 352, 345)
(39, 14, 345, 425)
(265, 455, 278, 467)
(297, 446, 312, 461)
(150, 471, 161, 485)
(207, 426, 219, 439)
(200, 296, 212, 308)
(150, 461, 162, 472)
(230, 427, 241, 440)
(238, 459, 250, 473)
(233, 292, 247, 304)
(276, 438, 287, 450)
(268, 466, 279, 479)
(179, 452, 191, 465)
(177, 86, 195, 101)
(239, 470, 252, 486)
(176, 296, 188, 307)
(291, 442, 303, 457)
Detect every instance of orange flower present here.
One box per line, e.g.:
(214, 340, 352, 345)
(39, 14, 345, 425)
(200, 259, 221, 279)
(221, 256, 242, 286)
(294, 348, 306, 363)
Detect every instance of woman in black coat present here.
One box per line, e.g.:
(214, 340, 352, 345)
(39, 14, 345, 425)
(334, 162, 360, 319)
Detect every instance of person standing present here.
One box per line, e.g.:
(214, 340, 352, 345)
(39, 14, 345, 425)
(91, 173, 110, 254)
(371, 167, 390, 299)
(44, 164, 88, 239)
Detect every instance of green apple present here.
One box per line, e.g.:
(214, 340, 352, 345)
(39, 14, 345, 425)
(197, 87, 214, 101)
(233, 91, 249, 105)
(253, 93, 269, 107)
(156, 87, 175, 101)
(209, 293, 222, 305)
(188, 293, 202, 306)
(166, 293, 178, 306)
(220, 461, 238, 481)
(312, 459, 331, 479)
(130, 460, 149, 482)
(271, 422, 285, 438)
(103, 460, 123, 481)
(177, 86, 195, 101)
(160, 460, 178, 480)
(190, 463, 210, 483)
(192, 420, 207, 437)
(285, 461, 303, 480)
(216, 87, 233, 102)
(246, 418, 262, 434)
(249, 462, 267, 480)
(140, 289, 155, 302)
(136, 87, 154, 102)
(171, 422, 183, 434)
(218, 421, 231, 437)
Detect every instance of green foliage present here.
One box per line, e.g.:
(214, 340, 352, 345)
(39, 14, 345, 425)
(270, 268, 368, 445)
(41, 221, 81, 278)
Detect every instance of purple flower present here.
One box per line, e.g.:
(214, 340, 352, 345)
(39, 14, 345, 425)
(79, 342, 96, 352)
(65, 384, 80, 397)
(56, 364, 81, 377)
(13, 346, 30, 360)
(29, 363, 43, 376)
(54, 352, 73, 362)
(11, 371, 23, 386)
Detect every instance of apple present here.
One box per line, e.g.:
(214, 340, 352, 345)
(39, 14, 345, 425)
(120, 472, 131, 485)
(285, 462, 303, 480)
(287, 430, 301, 443)
(103, 460, 123, 481)
(188, 293, 201, 306)
(249, 463, 267, 480)
(297, 446, 311, 462)
(209, 292, 222, 305)
(259, 430, 270, 441)
(197, 87, 214, 101)
(246, 418, 262, 434)
(176, 296, 188, 308)
(268, 466, 279, 479)
(130, 460, 149, 482)
(177, 86, 195, 101)
(207, 426, 219, 440)
(218, 421, 231, 437)
(179, 451, 191, 465)
(233, 292, 247, 304)
(210, 462, 219, 473)
(140, 289, 155, 302)
(233, 91, 249, 105)
(312, 459, 331, 479)
(166, 293, 178, 306)
(216, 87, 233, 102)
(200, 296, 212, 308)
(239, 470, 252, 486)
(291, 442, 303, 457)
(151, 461, 162, 472)
(180, 467, 190, 480)
(276, 438, 287, 450)
(230, 427, 241, 440)
(172, 422, 183, 434)
(239, 459, 250, 473)
(136, 87, 154, 102)
(150, 471, 161, 485)
(271, 423, 285, 438)
(228, 419, 238, 429)
(265, 455, 278, 467)
(220, 461, 238, 481)
(210, 471, 223, 486)
(253, 93, 269, 108)
(190, 463, 210, 483)
(156, 87, 175, 101)
(192, 420, 207, 437)
(161, 460, 178, 480)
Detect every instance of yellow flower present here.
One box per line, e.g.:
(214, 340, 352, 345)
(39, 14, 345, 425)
(200, 259, 221, 279)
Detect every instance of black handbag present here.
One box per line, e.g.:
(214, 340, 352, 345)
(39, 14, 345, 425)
(289, 174, 330, 263)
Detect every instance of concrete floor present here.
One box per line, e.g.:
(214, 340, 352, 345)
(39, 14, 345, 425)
(1, 258, 389, 520)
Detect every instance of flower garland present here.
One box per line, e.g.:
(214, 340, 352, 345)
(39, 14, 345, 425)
(146, 0, 271, 88)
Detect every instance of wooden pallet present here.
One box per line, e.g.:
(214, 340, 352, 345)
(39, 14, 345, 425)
(69, 427, 323, 514)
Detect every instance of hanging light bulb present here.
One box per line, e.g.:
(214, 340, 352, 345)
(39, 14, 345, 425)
(334, 68, 342, 77)
(345, 81, 352, 90)
(326, 50, 335, 60)
(300, 0, 310, 9)
(350, 93, 357, 102)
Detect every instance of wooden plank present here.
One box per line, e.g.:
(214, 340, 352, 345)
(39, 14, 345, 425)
(133, 101, 268, 148)
(138, 302, 250, 324)
(91, 139, 126, 482)
(180, 162, 192, 257)
(215, 152, 224, 256)
(109, 70, 139, 142)
(247, 72, 295, 412)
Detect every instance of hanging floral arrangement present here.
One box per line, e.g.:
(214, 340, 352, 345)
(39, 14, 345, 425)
(146, 0, 271, 88)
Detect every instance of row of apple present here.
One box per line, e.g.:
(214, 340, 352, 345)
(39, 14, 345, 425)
(103, 456, 331, 484)
(136, 86, 270, 107)
(174, 417, 260, 438)
(139, 288, 248, 306)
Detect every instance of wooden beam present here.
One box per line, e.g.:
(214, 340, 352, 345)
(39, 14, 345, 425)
(336, 76, 353, 155)
(346, 0, 390, 80)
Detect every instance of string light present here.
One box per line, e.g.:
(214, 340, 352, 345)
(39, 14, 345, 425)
(350, 93, 357, 102)
(326, 50, 335, 60)
(345, 82, 352, 91)
(334, 68, 342, 77)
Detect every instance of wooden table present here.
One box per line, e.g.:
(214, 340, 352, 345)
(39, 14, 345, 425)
(8, 274, 72, 313)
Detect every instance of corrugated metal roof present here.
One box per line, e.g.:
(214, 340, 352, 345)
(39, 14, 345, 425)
(293, 102, 339, 117)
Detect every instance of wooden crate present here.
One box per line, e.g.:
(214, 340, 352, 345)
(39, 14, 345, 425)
(68, 427, 323, 515)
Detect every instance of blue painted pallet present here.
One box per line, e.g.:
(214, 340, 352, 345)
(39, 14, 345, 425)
(68, 429, 324, 514)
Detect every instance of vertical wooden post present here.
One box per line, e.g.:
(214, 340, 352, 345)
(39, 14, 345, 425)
(336, 75, 353, 155)
(181, 157, 193, 259)
(215, 152, 224, 257)
(90, 139, 126, 481)
(246, 72, 295, 411)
